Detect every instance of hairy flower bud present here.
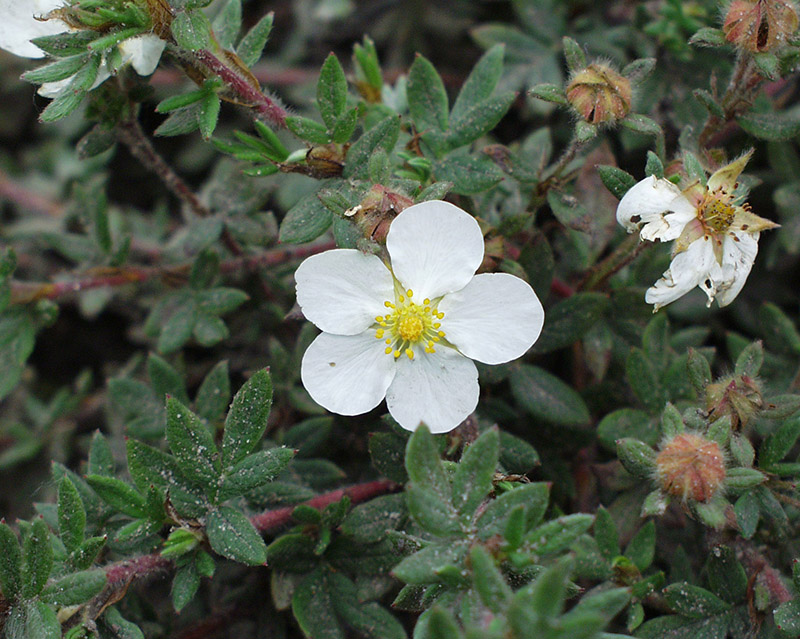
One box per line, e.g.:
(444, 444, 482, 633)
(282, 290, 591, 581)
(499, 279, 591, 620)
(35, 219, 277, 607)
(723, 0, 799, 52)
(566, 63, 631, 124)
(655, 433, 726, 502)
(705, 374, 763, 429)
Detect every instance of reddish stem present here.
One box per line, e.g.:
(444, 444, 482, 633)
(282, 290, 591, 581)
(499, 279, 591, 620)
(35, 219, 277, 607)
(250, 479, 399, 532)
(9, 241, 336, 304)
(194, 50, 287, 128)
(105, 553, 173, 587)
(0, 168, 64, 218)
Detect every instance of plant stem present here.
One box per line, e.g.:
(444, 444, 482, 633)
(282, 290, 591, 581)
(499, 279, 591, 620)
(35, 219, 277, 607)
(9, 241, 336, 305)
(0, 167, 64, 218)
(91, 479, 399, 620)
(116, 118, 213, 220)
(193, 49, 288, 128)
(579, 233, 648, 291)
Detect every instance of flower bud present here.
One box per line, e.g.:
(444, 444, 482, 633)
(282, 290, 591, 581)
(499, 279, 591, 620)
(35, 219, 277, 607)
(705, 373, 764, 430)
(565, 63, 631, 124)
(655, 433, 726, 503)
(723, 0, 799, 52)
(344, 185, 413, 244)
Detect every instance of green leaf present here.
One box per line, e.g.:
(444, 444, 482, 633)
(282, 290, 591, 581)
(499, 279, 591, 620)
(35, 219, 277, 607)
(734, 492, 759, 539)
(195, 360, 231, 423)
(452, 428, 498, 518)
(171, 562, 200, 612)
(594, 506, 620, 560)
(8, 600, 61, 639)
(451, 44, 504, 121)
(470, 545, 512, 613)
(344, 115, 400, 179)
(427, 606, 465, 639)
(292, 569, 344, 639)
(445, 92, 515, 150)
(285, 116, 331, 144)
(760, 415, 800, 469)
(405, 424, 449, 500)
(22, 53, 89, 84)
(157, 298, 198, 354)
(626, 347, 665, 413)
(499, 431, 539, 473)
(734, 340, 763, 377)
(391, 540, 469, 584)
(597, 409, 656, 451)
(211, 0, 241, 49)
(331, 107, 358, 144)
(368, 431, 408, 484)
(738, 111, 800, 141)
(30, 30, 99, 57)
(340, 494, 406, 544)
(219, 447, 295, 500)
(279, 190, 333, 243)
(0, 523, 22, 599)
(533, 293, 609, 353)
(171, 10, 213, 50)
(206, 506, 267, 565)
(58, 478, 86, 552)
(166, 398, 220, 491)
(529, 83, 569, 105)
(406, 483, 463, 537)
(222, 368, 273, 467)
(663, 582, 731, 618)
(775, 599, 800, 635)
(510, 364, 591, 427)
(759, 302, 800, 355)
(156, 88, 207, 113)
(318, 53, 348, 129)
(596, 165, 636, 199)
(86, 475, 147, 518)
(237, 11, 273, 67)
(88, 431, 114, 478)
(148, 353, 189, 406)
(706, 545, 747, 603)
(525, 514, 594, 556)
(155, 103, 202, 137)
(432, 153, 503, 195)
(522, 555, 573, 619)
(22, 518, 53, 598)
(408, 54, 449, 134)
(689, 26, 727, 47)
(197, 92, 221, 140)
(196, 288, 249, 315)
(687, 348, 712, 396)
(616, 438, 657, 479)
(562, 36, 587, 72)
(40, 569, 106, 606)
(621, 113, 663, 137)
(625, 520, 655, 571)
(477, 482, 550, 538)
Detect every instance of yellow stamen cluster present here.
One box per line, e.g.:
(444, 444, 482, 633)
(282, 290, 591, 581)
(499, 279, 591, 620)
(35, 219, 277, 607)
(374, 289, 446, 360)
(699, 190, 737, 234)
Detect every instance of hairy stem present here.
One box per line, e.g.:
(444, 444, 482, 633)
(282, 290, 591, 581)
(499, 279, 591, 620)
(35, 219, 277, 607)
(194, 49, 288, 128)
(116, 118, 213, 220)
(9, 241, 336, 305)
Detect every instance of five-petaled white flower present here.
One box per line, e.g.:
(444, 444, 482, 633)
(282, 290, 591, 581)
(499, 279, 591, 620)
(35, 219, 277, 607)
(616, 151, 778, 311)
(295, 200, 545, 433)
(0, 0, 165, 97)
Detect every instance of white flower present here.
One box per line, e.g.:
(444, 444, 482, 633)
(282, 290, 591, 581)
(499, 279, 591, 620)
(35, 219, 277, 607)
(295, 200, 545, 433)
(0, 0, 165, 97)
(616, 151, 778, 311)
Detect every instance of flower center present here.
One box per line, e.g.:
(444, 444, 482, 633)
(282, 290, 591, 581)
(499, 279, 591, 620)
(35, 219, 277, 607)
(374, 289, 445, 360)
(699, 193, 736, 233)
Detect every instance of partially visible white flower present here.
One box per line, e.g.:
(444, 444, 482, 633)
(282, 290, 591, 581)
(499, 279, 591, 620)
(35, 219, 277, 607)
(616, 151, 778, 310)
(0, 0, 165, 97)
(295, 200, 545, 433)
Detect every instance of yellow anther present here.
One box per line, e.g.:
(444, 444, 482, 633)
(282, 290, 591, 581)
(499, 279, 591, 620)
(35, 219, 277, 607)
(393, 350, 401, 359)
(433, 323, 440, 329)
(405, 348, 414, 360)
(385, 346, 393, 354)
(384, 301, 394, 308)
(407, 289, 413, 297)
(437, 311, 445, 319)
(424, 298, 430, 305)
(398, 295, 404, 303)
(438, 331, 445, 337)
(376, 329, 384, 338)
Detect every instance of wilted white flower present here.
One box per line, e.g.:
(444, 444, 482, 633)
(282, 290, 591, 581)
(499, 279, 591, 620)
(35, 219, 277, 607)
(616, 151, 778, 310)
(295, 200, 545, 433)
(0, 0, 165, 97)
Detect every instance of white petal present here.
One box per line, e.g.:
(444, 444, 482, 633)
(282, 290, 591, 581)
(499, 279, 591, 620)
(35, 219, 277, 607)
(386, 200, 484, 301)
(715, 232, 759, 307)
(119, 34, 165, 76)
(616, 176, 697, 242)
(0, 0, 67, 58)
(645, 238, 719, 310)
(385, 347, 479, 433)
(295, 249, 395, 335)
(301, 331, 396, 416)
(436, 273, 544, 365)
